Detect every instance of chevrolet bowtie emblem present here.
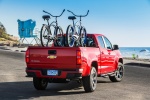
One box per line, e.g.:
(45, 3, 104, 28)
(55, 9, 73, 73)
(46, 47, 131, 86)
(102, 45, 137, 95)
(47, 55, 57, 59)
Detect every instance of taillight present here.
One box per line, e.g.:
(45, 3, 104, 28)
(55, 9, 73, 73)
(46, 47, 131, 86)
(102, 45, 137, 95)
(76, 51, 81, 64)
(25, 49, 29, 63)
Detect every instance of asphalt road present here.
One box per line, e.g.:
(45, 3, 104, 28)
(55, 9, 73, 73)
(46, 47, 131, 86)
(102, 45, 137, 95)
(0, 50, 150, 100)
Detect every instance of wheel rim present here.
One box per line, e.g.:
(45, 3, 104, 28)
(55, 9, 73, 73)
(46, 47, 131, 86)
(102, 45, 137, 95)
(56, 27, 63, 46)
(41, 26, 48, 46)
(69, 38, 75, 47)
(41, 79, 47, 87)
(80, 28, 86, 47)
(41, 25, 52, 47)
(67, 27, 74, 47)
(91, 68, 97, 89)
(115, 66, 123, 79)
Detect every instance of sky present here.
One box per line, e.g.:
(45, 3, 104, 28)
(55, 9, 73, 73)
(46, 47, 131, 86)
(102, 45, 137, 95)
(0, 0, 150, 47)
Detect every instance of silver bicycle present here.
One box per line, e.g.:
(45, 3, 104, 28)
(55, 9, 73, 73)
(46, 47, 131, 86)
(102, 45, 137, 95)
(40, 9, 65, 47)
(66, 10, 89, 47)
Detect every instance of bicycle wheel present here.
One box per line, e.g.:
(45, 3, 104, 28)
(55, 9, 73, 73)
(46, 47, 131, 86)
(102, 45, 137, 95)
(80, 26, 87, 47)
(55, 26, 64, 47)
(66, 25, 74, 47)
(40, 24, 52, 47)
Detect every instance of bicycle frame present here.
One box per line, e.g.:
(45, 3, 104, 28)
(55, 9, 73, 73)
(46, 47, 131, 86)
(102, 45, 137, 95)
(66, 10, 89, 47)
(42, 19, 58, 41)
(49, 21, 57, 38)
(68, 10, 89, 36)
(49, 16, 58, 27)
(43, 18, 57, 38)
(43, 9, 65, 27)
(70, 19, 84, 43)
(73, 21, 81, 35)
(44, 18, 57, 27)
(49, 21, 56, 28)
(43, 11, 64, 39)
(41, 9, 65, 47)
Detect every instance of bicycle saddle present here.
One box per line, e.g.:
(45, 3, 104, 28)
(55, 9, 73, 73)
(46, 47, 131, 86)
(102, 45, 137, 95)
(68, 16, 76, 20)
(42, 15, 50, 20)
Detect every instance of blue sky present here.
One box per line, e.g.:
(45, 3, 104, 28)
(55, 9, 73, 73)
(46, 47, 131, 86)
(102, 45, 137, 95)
(0, 0, 150, 47)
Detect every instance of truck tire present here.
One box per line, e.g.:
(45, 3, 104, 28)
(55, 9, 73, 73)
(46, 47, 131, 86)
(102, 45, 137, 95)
(109, 62, 124, 82)
(82, 67, 97, 92)
(33, 77, 48, 90)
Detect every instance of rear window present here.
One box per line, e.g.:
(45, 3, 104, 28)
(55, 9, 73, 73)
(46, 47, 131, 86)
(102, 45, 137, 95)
(86, 37, 96, 47)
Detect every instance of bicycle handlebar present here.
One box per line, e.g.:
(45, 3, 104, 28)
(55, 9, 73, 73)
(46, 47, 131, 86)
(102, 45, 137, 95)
(43, 9, 65, 17)
(67, 10, 89, 17)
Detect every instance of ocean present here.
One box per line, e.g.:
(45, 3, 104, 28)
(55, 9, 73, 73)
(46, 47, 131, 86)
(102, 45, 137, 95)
(119, 47, 150, 59)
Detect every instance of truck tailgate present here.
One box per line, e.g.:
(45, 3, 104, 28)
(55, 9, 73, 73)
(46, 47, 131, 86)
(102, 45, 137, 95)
(29, 47, 77, 69)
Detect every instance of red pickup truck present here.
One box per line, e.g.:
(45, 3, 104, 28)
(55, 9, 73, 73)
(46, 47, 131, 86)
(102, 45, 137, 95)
(25, 34, 124, 92)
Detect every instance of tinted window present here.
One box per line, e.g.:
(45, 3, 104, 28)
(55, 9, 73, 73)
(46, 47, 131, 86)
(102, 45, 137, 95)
(98, 36, 105, 48)
(86, 37, 96, 47)
(103, 37, 112, 49)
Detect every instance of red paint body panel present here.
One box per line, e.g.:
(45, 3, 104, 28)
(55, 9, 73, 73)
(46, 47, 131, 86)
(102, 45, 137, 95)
(25, 34, 122, 79)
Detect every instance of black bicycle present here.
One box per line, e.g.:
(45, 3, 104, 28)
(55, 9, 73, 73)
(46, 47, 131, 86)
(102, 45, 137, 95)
(40, 9, 65, 47)
(66, 10, 89, 47)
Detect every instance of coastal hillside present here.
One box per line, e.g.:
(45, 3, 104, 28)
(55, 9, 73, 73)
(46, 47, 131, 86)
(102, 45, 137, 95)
(0, 22, 18, 45)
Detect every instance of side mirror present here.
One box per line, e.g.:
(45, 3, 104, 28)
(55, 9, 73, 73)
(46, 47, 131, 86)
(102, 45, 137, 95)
(113, 44, 119, 50)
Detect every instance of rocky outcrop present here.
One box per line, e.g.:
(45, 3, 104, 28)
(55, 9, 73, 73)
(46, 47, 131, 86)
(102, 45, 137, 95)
(0, 21, 19, 46)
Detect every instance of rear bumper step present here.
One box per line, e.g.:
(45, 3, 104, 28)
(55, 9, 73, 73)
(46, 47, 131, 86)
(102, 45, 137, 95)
(26, 69, 82, 79)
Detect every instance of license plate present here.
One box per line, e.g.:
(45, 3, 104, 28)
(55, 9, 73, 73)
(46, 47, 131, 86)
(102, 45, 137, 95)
(47, 70, 58, 76)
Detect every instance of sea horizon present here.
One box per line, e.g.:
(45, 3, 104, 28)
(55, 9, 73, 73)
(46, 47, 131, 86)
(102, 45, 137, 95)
(120, 47, 150, 59)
